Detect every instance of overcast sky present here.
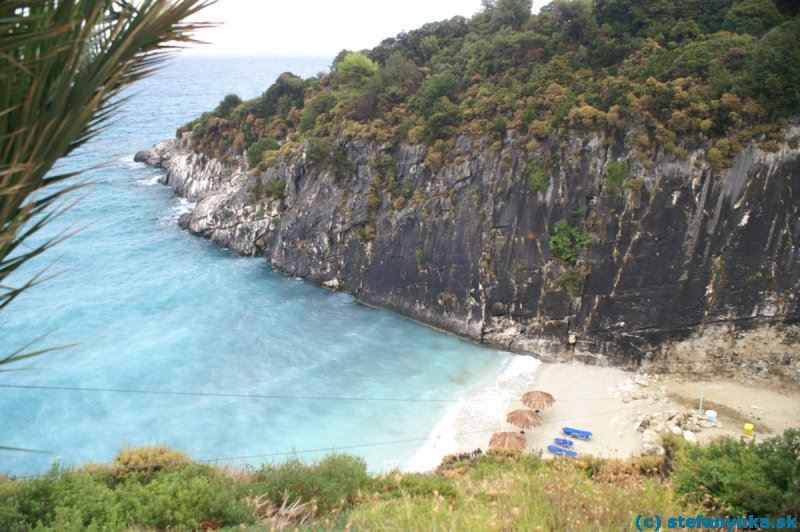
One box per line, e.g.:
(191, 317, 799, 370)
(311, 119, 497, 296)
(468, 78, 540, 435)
(185, 0, 548, 57)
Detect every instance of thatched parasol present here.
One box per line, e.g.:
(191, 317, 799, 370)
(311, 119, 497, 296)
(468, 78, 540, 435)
(521, 390, 555, 411)
(506, 409, 542, 433)
(489, 431, 526, 451)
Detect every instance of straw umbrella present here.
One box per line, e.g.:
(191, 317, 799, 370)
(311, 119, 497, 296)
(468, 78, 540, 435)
(489, 431, 526, 451)
(506, 409, 542, 434)
(521, 390, 555, 412)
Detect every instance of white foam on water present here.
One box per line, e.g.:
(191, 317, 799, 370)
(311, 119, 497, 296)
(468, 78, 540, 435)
(403, 353, 540, 472)
(159, 197, 196, 225)
(136, 175, 161, 187)
(119, 154, 146, 169)
(173, 197, 195, 215)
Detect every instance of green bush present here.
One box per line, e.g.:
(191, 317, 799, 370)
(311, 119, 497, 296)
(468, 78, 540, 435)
(113, 445, 189, 479)
(376, 472, 457, 500)
(246, 138, 279, 169)
(300, 91, 338, 133)
(605, 161, 631, 193)
(0, 464, 251, 530)
(217, 93, 242, 117)
(254, 454, 372, 513)
(723, 0, 784, 35)
(181, 0, 800, 173)
(264, 178, 286, 200)
(749, 20, 800, 113)
(334, 52, 379, 88)
(548, 219, 591, 265)
(118, 465, 250, 529)
(557, 267, 587, 297)
(674, 429, 800, 515)
(528, 163, 550, 194)
(306, 136, 332, 166)
(414, 73, 460, 114)
(425, 97, 461, 141)
(253, 72, 305, 118)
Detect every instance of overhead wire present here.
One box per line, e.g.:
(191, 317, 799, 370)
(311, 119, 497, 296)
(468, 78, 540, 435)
(2, 407, 631, 479)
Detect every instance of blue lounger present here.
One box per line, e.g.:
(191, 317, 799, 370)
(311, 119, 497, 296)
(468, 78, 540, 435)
(554, 437, 574, 448)
(547, 444, 578, 457)
(562, 427, 593, 440)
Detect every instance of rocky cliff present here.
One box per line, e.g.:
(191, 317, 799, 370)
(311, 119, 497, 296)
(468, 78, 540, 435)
(136, 125, 800, 376)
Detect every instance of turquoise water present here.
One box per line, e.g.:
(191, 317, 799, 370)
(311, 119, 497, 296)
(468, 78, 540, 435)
(0, 56, 512, 476)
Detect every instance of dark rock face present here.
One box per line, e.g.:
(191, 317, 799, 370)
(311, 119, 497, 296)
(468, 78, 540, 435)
(139, 127, 800, 372)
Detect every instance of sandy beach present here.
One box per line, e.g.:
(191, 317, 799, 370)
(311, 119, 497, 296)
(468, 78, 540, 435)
(406, 358, 800, 471)
(517, 363, 644, 458)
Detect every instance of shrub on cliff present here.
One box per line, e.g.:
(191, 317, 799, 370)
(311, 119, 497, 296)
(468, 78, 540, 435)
(334, 52, 379, 88)
(253, 73, 305, 118)
(548, 219, 590, 265)
(413, 73, 460, 114)
(217, 94, 243, 117)
(528, 163, 550, 194)
(723, 0, 784, 35)
(748, 20, 800, 113)
(183, 0, 797, 165)
(305, 136, 332, 166)
(605, 161, 631, 193)
(425, 97, 462, 141)
(300, 91, 338, 133)
(247, 138, 279, 169)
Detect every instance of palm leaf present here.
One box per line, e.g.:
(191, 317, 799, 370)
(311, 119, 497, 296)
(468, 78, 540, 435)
(0, 445, 58, 455)
(0, 0, 215, 368)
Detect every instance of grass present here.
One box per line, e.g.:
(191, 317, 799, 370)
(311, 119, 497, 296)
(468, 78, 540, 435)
(1, 431, 797, 530)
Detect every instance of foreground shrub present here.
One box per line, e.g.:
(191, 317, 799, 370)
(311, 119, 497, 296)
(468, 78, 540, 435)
(375, 472, 457, 500)
(0, 464, 250, 530)
(114, 445, 188, 479)
(674, 429, 800, 515)
(118, 465, 250, 529)
(253, 453, 372, 514)
(341, 451, 690, 530)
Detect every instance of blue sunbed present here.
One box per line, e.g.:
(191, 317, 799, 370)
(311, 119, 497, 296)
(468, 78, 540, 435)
(547, 444, 578, 457)
(562, 427, 593, 440)
(554, 437, 574, 448)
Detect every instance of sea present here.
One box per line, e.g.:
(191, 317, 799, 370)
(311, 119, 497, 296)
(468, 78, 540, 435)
(0, 55, 539, 476)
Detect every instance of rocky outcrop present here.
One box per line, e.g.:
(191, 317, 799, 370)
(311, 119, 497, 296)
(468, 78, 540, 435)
(135, 125, 800, 373)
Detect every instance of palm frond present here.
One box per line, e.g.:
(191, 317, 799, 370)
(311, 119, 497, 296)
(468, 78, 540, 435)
(0, 0, 216, 367)
(0, 445, 58, 455)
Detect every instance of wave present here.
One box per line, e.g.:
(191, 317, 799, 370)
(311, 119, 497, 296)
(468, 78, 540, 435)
(136, 175, 161, 187)
(158, 197, 196, 225)
(119, 153, 146, 169)
(403, 353, 540, 472)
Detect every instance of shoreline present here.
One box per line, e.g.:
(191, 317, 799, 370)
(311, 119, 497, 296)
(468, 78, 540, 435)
(404, 360, 645, 471)
(405, 360, 800, 471)
(404, 353, 541, 472)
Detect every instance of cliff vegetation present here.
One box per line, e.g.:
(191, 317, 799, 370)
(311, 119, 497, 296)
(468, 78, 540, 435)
(182, 0, 799, 171)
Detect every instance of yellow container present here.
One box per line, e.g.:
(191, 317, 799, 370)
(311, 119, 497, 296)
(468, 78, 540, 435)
(743, 423, 755, 437)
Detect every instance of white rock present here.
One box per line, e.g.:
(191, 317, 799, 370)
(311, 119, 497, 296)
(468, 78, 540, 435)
(683, 430, 697, 443)
(642, 430, 665, 456)
(670, 425, 683, 436)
